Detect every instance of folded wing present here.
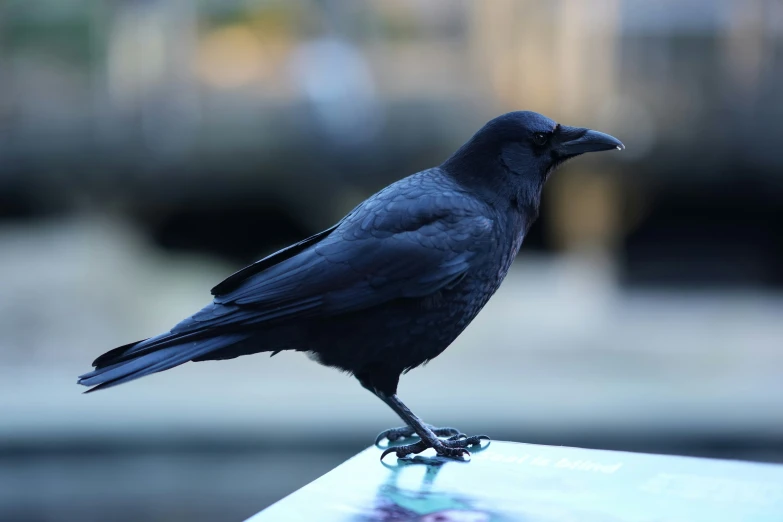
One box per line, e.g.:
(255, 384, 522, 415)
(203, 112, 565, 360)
(206, 191, 494, 322)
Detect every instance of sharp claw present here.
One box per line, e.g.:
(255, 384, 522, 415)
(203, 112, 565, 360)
(380, 447, 398, 460)
(448, 448, 470, 458)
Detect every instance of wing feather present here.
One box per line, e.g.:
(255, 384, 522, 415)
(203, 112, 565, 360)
(180, 173, 495, 335)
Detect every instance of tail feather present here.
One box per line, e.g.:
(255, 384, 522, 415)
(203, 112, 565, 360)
(91, 330, 210, 369)
(78, 333, 251, 392)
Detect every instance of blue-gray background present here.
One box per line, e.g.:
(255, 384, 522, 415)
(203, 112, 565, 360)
(1, 1, 782, 521)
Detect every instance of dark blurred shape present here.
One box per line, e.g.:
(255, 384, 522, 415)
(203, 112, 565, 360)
(623, 180, 783, 288)
(150, 202, 311, 264)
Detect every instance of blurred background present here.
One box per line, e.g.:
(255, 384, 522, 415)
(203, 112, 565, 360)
(2, 0, 783, 520)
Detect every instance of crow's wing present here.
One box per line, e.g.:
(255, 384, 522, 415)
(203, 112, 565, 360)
(176, 188, 495, 333)
(210, 223, 340, 296)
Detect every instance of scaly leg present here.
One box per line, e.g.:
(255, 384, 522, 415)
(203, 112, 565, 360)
(377, 393, 488, 460)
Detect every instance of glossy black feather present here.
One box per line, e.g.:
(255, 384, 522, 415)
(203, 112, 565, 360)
(210, 223, 340, 296)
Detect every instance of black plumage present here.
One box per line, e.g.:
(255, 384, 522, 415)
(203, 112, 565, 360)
(78, 111, 623, 459)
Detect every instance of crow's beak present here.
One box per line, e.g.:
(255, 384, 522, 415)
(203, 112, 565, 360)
(555, 126, 624, 157)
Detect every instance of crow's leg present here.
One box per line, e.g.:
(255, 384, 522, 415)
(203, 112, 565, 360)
(355, 366, 488, 460)
(377, 393, 488, 460)
(375, 425, 463, 445)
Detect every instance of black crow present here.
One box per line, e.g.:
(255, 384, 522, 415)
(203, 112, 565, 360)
(78, 111, 623, 459)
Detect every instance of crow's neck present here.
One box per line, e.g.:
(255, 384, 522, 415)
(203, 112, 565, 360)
(442, 144, 543, 229)
(441, 136, 495, 178)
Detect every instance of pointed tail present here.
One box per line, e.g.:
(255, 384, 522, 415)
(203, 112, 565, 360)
(77, 332, 251, 393)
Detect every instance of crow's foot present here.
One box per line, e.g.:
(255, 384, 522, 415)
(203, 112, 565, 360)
(381, 434, 489, 460)
(375, 425, 462, 445)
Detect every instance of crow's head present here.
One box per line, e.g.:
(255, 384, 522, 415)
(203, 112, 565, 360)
(442, 111, 623, 218)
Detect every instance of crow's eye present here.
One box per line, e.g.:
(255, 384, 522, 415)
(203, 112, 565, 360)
(532, 132, 550, 147)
